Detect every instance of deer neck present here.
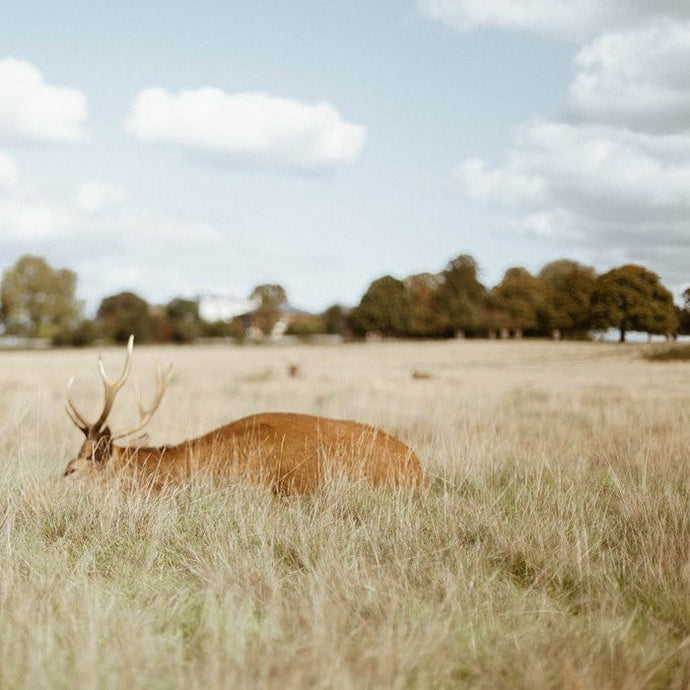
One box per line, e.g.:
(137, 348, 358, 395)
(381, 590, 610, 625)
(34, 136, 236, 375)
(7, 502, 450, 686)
(110, 443, 168, 474)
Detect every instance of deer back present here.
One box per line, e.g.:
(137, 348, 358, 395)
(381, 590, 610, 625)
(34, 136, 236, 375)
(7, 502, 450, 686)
(117, 412, 425, 494)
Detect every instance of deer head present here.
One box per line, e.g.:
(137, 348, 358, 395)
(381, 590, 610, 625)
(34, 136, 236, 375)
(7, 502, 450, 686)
(63, 335, 173, 479)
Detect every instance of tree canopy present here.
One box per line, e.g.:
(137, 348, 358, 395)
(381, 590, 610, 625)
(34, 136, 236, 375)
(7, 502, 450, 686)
(0, 255, 81, 336)
(539, 260, 596, 337)
(405, 272, 445, 338)
(590, 265, 677, 342)
(250, 284, 287, 336)
(679, 288, 690, 335)
(97, 291, 152, 343)
(165, 298, 202, 343)
(487, 267, 545, 336)
(349, 275, 412, 337)
(433, 254, 486, 336)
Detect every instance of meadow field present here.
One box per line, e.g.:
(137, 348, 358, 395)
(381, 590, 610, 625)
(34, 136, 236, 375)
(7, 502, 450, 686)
(1, 339, 689, 689)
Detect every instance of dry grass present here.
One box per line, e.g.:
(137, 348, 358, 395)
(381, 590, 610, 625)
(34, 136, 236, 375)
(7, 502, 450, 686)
(1, 340, 689, 689)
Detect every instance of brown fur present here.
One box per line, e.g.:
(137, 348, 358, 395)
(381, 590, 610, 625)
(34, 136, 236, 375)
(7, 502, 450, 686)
(63, 337, 426, 494)
(64, 411, 427, 494)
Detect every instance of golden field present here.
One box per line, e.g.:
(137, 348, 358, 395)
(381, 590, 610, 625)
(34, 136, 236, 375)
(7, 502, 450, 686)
(1, 339, 689, 688)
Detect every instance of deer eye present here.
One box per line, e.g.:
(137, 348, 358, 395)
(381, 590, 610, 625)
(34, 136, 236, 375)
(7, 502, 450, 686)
(65, 467, 77, 476)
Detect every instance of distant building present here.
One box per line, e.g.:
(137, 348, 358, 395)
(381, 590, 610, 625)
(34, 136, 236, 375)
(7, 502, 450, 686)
(197, 294, 315, 340)
(271, 302, 312, 337)
(198, 295, 259, 322)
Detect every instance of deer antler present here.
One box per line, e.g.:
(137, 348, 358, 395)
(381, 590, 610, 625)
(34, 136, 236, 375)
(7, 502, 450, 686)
(111, 362, 173, 440)
(65, 378, 91, 434)
(66, 335, 135, 435)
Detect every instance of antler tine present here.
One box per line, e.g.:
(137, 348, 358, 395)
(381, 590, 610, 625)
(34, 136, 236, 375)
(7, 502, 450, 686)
(91, 335, 134, 433)
(111, 362, 174, 441)
(65, 376, 91, 434)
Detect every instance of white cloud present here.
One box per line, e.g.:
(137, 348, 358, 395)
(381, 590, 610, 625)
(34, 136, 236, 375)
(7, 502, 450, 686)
(0, 158, 220, 251)
(125, 86, 366, 173)
(454, 121, 690, 225)
(420, 0, 690, 38)
(75, 182, 128, 213)
(0, 181, 227, 311)
(569, 20, 690, 133)
(452, 121, 690, 283)
(421, 0, 598, 37)
(452, 156, 546, 208)
(0, 199, 69, 240)
(115, 211, 221, 245)
(0, 57, 87, 142)
(0, 151, 17, 193)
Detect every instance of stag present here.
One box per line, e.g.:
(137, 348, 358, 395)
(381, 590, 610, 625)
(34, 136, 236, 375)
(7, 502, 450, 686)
(63, 337, 426, 494)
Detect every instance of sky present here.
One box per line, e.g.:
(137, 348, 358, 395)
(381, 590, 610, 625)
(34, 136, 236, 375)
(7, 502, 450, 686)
(1, 0, 689, 315)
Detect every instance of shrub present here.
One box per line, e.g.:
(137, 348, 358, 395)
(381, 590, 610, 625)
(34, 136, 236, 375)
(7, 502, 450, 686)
(643, 344, 690, 361)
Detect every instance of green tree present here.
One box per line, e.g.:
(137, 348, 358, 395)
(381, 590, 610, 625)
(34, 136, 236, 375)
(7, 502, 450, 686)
(97, 291, 152, 343)
(481, 290, 511, 336)
(539, 259, 597, 337)
(0, 254, 81, 336)
(250, 284, 287, 336)
(348, 275, 411, 337)
(52, 319, 102, 347)
(322, 304, 347, 336)
(679, 288, 690, 336)
(166, 298, 201, 343)
(488, 267, 546, 336)
(433, 254, 486, 336)
(590, 265, 677, 342)
(286, 315, 323, 337)
(405, 272, 445, 338)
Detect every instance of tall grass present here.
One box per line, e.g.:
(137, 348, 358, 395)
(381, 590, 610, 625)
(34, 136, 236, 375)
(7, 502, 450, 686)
(1, 340, 689, 688)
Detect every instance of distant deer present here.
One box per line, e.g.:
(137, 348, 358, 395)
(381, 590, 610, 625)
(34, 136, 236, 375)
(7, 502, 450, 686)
(63, 337, 426, 494)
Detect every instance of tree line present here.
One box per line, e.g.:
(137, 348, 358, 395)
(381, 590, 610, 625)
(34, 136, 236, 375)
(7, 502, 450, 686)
(349, 255, 688, 342)
(1, 254, 688, 345)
